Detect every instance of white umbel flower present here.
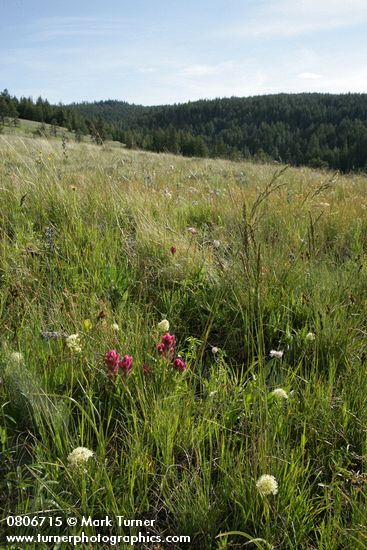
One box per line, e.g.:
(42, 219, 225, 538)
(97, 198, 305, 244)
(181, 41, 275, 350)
(112, 322, 120, 332)
(66, 334, 82, 353)
(271, 388, 289, 400)
(213, 240, 221, 249)
(67, 447, 94, 468)
(157, 319, 170, 333)
(270, 350, 283, 358)
(211, 346, 219, 354)
(9, 352, 24, 365)
(305, 332, 316, 341)
(256, 474, 279, 496)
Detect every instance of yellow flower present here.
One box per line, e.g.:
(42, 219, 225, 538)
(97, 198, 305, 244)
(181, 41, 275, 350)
(83, 319, 92, 332)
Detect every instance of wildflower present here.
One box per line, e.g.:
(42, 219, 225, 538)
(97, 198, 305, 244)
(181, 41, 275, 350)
(170, 246, 177, 255)
(306, 332, 316, 341)
(173, 357, 187, 372)
(44, 225, 55, 251)
(83, 319, 92, 331)
(105, 349, 120, 377)
(112, 322, 120, 332)
(271, 388, 289, 400)
(256, 474, 278, 496)
(164, 189, 172, 199)
(187, 227, 198, 235)
(9, 352, 24, 365)
(158, 319, 170, 333)
(156, 343, 165, 355)
(211, 346, 219, 354)
(156, 332, 176, 359)
(41, 330, 66, 340)
(119, 354, 133, 375)
(67, 447, 94, 468)
(213, 240, 221, 249)
(66, 334, 82, 353)
(270, 350, 283, 358)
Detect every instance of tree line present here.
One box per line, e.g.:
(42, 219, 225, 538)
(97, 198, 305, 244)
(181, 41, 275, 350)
(2, 89, 367, 172)
(70, 93, 367, 171)
(0, 89, 115, 145)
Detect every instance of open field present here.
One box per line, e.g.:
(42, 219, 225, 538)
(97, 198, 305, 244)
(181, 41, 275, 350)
(0, 118, 103, 145)
(0, 134, 366, 549)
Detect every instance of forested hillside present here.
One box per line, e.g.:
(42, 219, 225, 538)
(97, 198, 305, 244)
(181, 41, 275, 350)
(126, 94, 367, 171)
(2, 89, 367, 171)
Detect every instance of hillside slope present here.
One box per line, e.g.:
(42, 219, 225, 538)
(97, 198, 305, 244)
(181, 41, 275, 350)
(68, 93, 367, 171)
(1, 134, 366, 548)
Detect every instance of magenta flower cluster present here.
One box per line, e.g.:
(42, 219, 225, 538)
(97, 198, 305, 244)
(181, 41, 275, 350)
(105, 349, 133, 377)
(156, 332, 187, 372)
(104, 330, 186, 378)
(156, 332, 177, 360)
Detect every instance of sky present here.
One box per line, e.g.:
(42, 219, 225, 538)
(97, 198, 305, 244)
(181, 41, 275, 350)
(1, 0, 366, 105)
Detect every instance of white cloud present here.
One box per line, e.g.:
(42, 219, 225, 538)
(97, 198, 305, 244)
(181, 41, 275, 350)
(298, 72, 324, 80)
(180, 64, 222, 77)
(215, 0, 367, 39)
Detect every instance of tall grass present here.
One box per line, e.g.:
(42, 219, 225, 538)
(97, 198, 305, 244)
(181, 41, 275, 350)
(0, 134, 366, 549)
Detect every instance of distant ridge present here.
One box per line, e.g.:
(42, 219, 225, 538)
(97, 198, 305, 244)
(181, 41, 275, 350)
(68, 93, 367, 171)
(2, 89, 367, 171)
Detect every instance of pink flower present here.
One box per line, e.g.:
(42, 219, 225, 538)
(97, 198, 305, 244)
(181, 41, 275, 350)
(105, 349, 120, 365)
(170, 246, 177, 255)
(162, 332, 176, 347)
(105, 349, 120, 377)
(119, 354, 133, 375)
(156, 343, 165, 355)
(173, 357, 187, 372)
(156, 332, 177, 359)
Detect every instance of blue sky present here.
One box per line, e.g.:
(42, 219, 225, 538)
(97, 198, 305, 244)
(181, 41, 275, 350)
(1, 0, 366, 105)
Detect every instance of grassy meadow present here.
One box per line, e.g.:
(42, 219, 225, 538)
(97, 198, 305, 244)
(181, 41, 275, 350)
(0, 132, 366, 549)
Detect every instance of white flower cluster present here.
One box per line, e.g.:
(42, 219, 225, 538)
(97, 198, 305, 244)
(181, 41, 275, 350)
(270, 350, 283, 358)
(9, 352, 24, 365)
(157, 319, 170, 333)
(67, 447, 94, 468)
(65, 334, 82, 353)
(256, 474, 279, 495)
(271, 388, 288, 400)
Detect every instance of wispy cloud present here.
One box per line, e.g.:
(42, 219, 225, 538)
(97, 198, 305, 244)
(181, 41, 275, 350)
(215, 0, 367, 39)
(1, 1, 366, 104)
(180, 64, 224, 78)
(26, 16, 131, 42)
(298, 72, 324, 80)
